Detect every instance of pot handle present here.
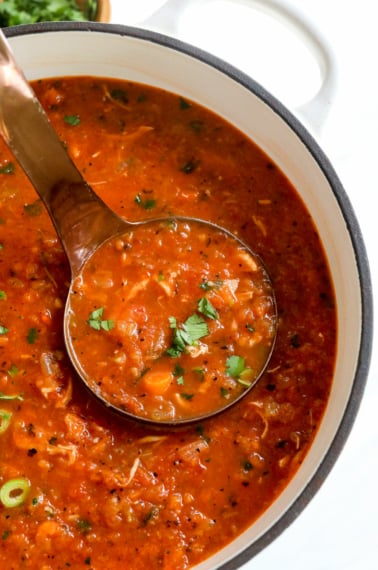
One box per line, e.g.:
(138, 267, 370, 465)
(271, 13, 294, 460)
(141, 0, 338, 135)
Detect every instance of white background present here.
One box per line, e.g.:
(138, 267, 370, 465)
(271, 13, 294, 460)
(108, 1, 377, 568)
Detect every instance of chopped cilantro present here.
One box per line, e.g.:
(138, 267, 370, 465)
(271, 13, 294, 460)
(197, 297, 218, 320)
(226, 355, 246, 378)
(0, 291, 6, 300)
(0, 162, 14, 174)
(76, 518, 92, 534)
(87, 307, 114, 332)
(180, 393, 194, 400)
(0, 0, 90, 26)
(24, 200, 43, 217)
(183, 314, 208, 342)
(167, 313, 209, 357)
(27, 327, 38, 344)
(220, 387, 231, 399)
(134, 192, 156, 210)
(173, 363, 185, 377)
(64, 114, 80, 126)
(0, 325, 9, 335)
(226, 355, 254, 387)
(246, 323, 255, 333)
(192, 367, 205, 381)
(173, 363, 185, 385)
(7, 364, 18, 378)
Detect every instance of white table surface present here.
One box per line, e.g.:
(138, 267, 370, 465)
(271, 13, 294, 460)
(108, 1, 378, 568)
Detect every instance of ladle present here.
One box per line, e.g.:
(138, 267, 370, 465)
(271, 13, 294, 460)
(0, 30, 276, 426)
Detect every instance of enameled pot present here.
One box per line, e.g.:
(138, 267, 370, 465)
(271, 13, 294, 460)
(4, 21, 373, 570)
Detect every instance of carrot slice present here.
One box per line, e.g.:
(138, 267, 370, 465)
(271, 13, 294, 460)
(142, 369, 173, 395)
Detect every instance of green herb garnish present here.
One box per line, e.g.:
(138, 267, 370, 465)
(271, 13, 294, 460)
(220, 387, 230, 399)
(173, 363, 185, 377)
(180, 393, 194, 400)
(167, 314, 209, 357)
(225, 355, 254, 387)
(76, 518, 92, 535)
(225, 355, 245, 378)
(0, 162, 14, 174)
(197, 297, 218, 320)
(0, 325, 9, 335)
(0, 291, 6, 300)
(7, 365, 18, 378)
(24, 200, 43, 217)
(0, 0, 89, 26)
(64, 114, 80, 126)
(26, 328, 38, 344)
(192, 367, 205, 381)
(134, 192, 156, 210)
(87, 307, 115, 332)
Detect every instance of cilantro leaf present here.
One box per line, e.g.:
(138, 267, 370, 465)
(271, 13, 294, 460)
(180, 393, 194, 400)
(197, 297, 218, 320)
(226, 355, 246, 378)
(7, 364, 18, 378)
(26, 328, 38, 344)
(87, 307, 115, 332)
(167, 313, 208, 357)
(134, 192, 156, 210)
(64, 114, 80, 126)
(24, 200, 43, 217)
(184, 314, 209, 342)
(0, 162, 14, 174)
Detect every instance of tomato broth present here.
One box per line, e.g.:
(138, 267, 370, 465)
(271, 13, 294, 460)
(67, 219, 276, 422)
(0, 77, 336, 569)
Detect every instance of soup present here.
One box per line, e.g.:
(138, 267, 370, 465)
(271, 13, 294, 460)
(67, 218, 276, 423)
(0, 76, 336, 568)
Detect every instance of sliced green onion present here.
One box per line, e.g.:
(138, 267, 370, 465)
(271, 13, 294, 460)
(0, 478, 31, 508)
(0, 410, 12, 434)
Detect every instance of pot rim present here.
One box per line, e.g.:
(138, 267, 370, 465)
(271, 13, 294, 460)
(4, 21, 374, 569)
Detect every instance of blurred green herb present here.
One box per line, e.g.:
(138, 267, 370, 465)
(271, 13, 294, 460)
(0, 0, 89, 26)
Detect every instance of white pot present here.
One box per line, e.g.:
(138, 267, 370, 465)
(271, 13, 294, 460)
(5, 22, 373, 570)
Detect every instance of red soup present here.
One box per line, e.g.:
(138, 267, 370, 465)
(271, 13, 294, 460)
(0, 76, 336, 569)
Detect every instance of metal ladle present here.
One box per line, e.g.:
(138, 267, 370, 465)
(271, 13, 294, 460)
(0, 30, 276, 426)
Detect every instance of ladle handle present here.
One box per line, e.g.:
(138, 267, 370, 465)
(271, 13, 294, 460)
(0, 29, 125, 276)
